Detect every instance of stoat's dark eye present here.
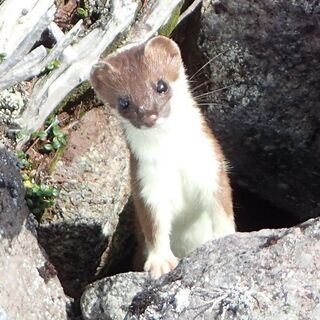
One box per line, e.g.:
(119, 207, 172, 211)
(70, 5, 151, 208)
(118, 98, 130, 111)
(156, 80, 168, 94)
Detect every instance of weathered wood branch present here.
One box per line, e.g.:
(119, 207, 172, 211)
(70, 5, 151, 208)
(0, 20, 83, 90)
(0, 0, 55, 75)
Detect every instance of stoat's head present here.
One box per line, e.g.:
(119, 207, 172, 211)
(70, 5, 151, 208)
(90, 36, 183, 129)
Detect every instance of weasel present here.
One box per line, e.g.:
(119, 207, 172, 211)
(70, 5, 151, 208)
(90, 36, 235, 279)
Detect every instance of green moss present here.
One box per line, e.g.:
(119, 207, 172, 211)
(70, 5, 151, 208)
(158, 5, 182, 37)
(48, 143, 67, 174)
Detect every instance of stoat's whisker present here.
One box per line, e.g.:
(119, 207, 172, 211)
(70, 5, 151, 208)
(190, 80, 211, 93)
(190, 52, 224, 80)
(188, 79, 198, 83)
(196, 102, 221, 106)
(193, 85, 233, 99)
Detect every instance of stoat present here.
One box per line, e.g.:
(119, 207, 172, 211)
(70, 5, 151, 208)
(90, 36, 235, 279)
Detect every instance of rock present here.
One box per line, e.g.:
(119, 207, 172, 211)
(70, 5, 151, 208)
(37, 107, 131, 299)
(0, 146, 67, 320)
(81, 272, 152, 320)
(80, 218, 320, 319)
(189, 0, 320, 222)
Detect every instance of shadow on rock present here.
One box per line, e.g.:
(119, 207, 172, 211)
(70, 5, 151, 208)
(94, 197, 138, 279)
(37, 198, 138, 319)
(37, 222, 109, 299)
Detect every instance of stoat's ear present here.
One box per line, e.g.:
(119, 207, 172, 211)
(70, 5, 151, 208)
(144, 36, 181, 58)
(90, 60, 119, 104)
(90, 62, 109, 93)
(144, 36, 182, 72)
(90, 58, 121, 96)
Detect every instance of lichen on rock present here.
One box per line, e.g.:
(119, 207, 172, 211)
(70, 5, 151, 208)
(0, 87, 25, 124)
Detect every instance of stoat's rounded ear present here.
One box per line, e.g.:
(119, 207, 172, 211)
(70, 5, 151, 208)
(144, 36, 181, 63)
(90, 62, 110, 92)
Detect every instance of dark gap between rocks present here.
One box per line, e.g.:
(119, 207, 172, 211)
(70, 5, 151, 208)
(173, 1, 304, 232)
(37, 223, 107, 298)
(233, 184, 301, 232)
(37, 222, 109, 319)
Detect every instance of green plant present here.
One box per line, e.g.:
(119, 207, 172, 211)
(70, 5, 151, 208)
(76, 7, 88, 18)
(0, 52, 6, 63)
(32, 117, 67, 153)
(16, 149, 59, 221)
(16, 150, 30, 169)
(23, 177, 59, 220)
(159, 6, 181, 37)
(0, 52, 7, 63)
(42, 59, 61, 75)
(18, 119, 66, 221)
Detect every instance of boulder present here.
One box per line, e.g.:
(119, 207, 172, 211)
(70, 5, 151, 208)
(0, 146, 67, 320)
(81, 272, 152, 320)
(184, 0, 320, 222)
(37, 107, 132, 299)
(80, 218, 320, 320)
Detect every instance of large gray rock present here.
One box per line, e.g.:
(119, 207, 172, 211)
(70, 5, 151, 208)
(80, 218, 320, 320)
(37, 107, 131, 298)
(81, 272, 152, 320)
(191, 0, 320, 222)
(0, 146, 67, 320)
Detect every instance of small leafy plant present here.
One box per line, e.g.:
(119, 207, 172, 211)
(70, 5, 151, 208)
(76, 7, 88, 19)
(17, 117, 66, 221)
(23, 176, 59, 220)
(32, 117, 67, 153)
(16, 150, 30, 169)
(15, 150, 59, 221)
(42, 59, 61, 75)
(0, 52, 6, 63)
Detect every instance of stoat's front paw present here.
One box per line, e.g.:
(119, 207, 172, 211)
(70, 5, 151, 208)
(144, 253, 179, 279)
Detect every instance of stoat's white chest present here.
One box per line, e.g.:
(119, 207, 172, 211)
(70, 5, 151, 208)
(126, 93, 220, 206)
(122, 75, 230, 257)
(124, 96, 222, 256)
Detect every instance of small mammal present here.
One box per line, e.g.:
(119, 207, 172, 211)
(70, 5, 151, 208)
(90, 36, 235, 278)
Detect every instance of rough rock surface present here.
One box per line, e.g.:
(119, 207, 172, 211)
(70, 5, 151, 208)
(81, 272, 152, 320)
(0, 146, 67, 320)
(80, 218, 320, 320)
(194, 0, 320, 222)
(37, 107, 131, 298)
